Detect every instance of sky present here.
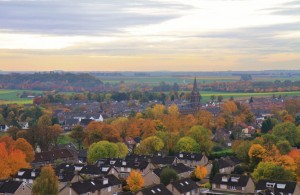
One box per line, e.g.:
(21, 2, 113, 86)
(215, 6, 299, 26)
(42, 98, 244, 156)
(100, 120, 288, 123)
(0, 0, 300, 71)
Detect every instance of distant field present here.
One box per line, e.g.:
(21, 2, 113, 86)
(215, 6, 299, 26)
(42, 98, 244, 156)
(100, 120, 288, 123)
(200, 91, 300, 103)
(0, 90, 41, 105)
(98, 75, 299, 85)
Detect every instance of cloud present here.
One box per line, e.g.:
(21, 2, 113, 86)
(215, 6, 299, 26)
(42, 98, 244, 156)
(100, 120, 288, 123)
(0, 0, 186, 35)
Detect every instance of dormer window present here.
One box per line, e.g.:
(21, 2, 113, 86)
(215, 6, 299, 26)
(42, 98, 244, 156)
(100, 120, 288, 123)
(110, 160, 116, 165)
(122, 161, 127, 166)
(18, 171, 25, 176)
(179, 154, 183, 158)
(222, 176, 229, 182)
(277, 184, 286, 189)
(266, 182, 275, 188)
(231, 177, 240, 182)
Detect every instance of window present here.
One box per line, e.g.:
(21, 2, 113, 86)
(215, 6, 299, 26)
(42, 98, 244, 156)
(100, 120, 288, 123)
(108, 186, 111, 192)
(121, 167, 124, 172)
(230, 186, 236, 190)
(220, 185, 227, 189)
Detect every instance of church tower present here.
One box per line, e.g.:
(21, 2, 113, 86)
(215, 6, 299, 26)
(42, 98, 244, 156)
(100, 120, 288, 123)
(190, 77, 201, 106)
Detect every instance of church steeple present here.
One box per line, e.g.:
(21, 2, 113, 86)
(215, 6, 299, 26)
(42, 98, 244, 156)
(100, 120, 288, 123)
(190, 77, 201, 106)
(193, 77, 198, 92)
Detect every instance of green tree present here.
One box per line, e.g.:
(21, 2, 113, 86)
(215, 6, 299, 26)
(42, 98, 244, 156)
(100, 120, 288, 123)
(209, 160, 220, 181)
(135, 136, 164, 155)
(175, 136, 199, 153)
(160, 167, 179, 185)
(276, 140, 292, 155)
(252, 162, 296, 182)
(261, 118, 278, 133)
(87, 141, 119, 163)
(272, 122, 300, 146)
(32, 165, 58, 195)
(70, 125, 85, 150)
(116, 142, 128, 158)
(188, 125, 213, 155)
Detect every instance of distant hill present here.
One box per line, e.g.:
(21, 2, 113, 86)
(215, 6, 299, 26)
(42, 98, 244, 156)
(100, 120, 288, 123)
(0, 72, 103, 92)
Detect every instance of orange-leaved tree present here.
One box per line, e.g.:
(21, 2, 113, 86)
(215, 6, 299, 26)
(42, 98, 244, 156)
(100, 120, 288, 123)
(0, 142, 30, 179)
(15, 138, 35, 162)
(194, 166, 207, 180)
(126, 170, 144, 192)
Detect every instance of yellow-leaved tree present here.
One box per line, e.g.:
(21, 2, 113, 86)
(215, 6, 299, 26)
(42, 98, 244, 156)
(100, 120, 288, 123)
(194, 166, 207, 180)
(126, 170, 144, 192)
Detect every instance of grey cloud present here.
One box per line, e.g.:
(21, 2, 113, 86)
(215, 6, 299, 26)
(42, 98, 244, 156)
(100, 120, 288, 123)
(0, 0, 187, 35)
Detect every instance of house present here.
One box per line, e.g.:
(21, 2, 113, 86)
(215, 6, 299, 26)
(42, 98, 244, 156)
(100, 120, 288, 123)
(78, 149, 87, 163)
(241, 126, 256, 138)
(97, 158, 152, 179)
(136, 184, 172, 195)
(167, 178, 199, 195)
(210, 174, 255, 194)
(0, 180, 31, 195)
(256, 179, 300, 195)
(19, 122, 29, 130)
(32, 149, 78, 167)
(216, 156, 240, 174)
(59, 174, 122, 195)
(64, 119, 79, 131)
(144, 163, 192, 186)
(79, 165, 118, 178)
(175, 152, 208, 167)
(13, 168, 40, 185)
(125, 154, 176, 168)
(0, 124, 9, 132)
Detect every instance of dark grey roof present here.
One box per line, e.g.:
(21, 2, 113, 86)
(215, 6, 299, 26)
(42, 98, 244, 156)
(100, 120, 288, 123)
(153, 163, 192, 176)
(0, 180, 22, 193)
(137, 184, 172, 195)
(125, 154, 175, 165)
(58, 171, 76, 182)
(211, 174, 250, 187)
(14, 168, 40, 180)
(71, 174, 121, 194)
(256, 179, 297, 194)
(97, 158, 149, 171)
(65, 119, 79, 126)
(170, 178, 199, 193)
(80, 118, 93, 126)
(33, 149, 76, 163)
(79, 165, 111, 175)
(176, 152, 204, 161)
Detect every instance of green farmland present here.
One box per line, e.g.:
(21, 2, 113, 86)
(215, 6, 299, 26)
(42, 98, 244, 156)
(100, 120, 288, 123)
(0, 90, 39, 105)
(200, 91, 300, 103)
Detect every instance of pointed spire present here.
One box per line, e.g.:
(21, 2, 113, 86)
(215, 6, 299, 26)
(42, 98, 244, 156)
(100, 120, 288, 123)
(193, 77, 198, 92)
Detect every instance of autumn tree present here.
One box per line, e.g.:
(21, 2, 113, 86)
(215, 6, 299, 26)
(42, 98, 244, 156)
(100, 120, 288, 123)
(32, 165, 58, 195)
(175, 136, 199, 153)
(195, 110, 214, 130)
(87, 141, 119, 163)
(252, 162, 296, 182)
(272, 122, 300, 146)
(14, 138, 35, 162)
(160, 167, 179, 185)
(232, 140, 252, 162)
(70, 125, 85, 150)
(194, 166, 207, 180)
(276, 140, 292, 155)
(135, 136, 164, 155)
(0, 141, 29, 179)
(6, 126, 20, 140)
(188, 125, 213, 155)
(126, 170, 144, 192)
(288, 149, 300, 180)
(116, 142, 128, 158)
